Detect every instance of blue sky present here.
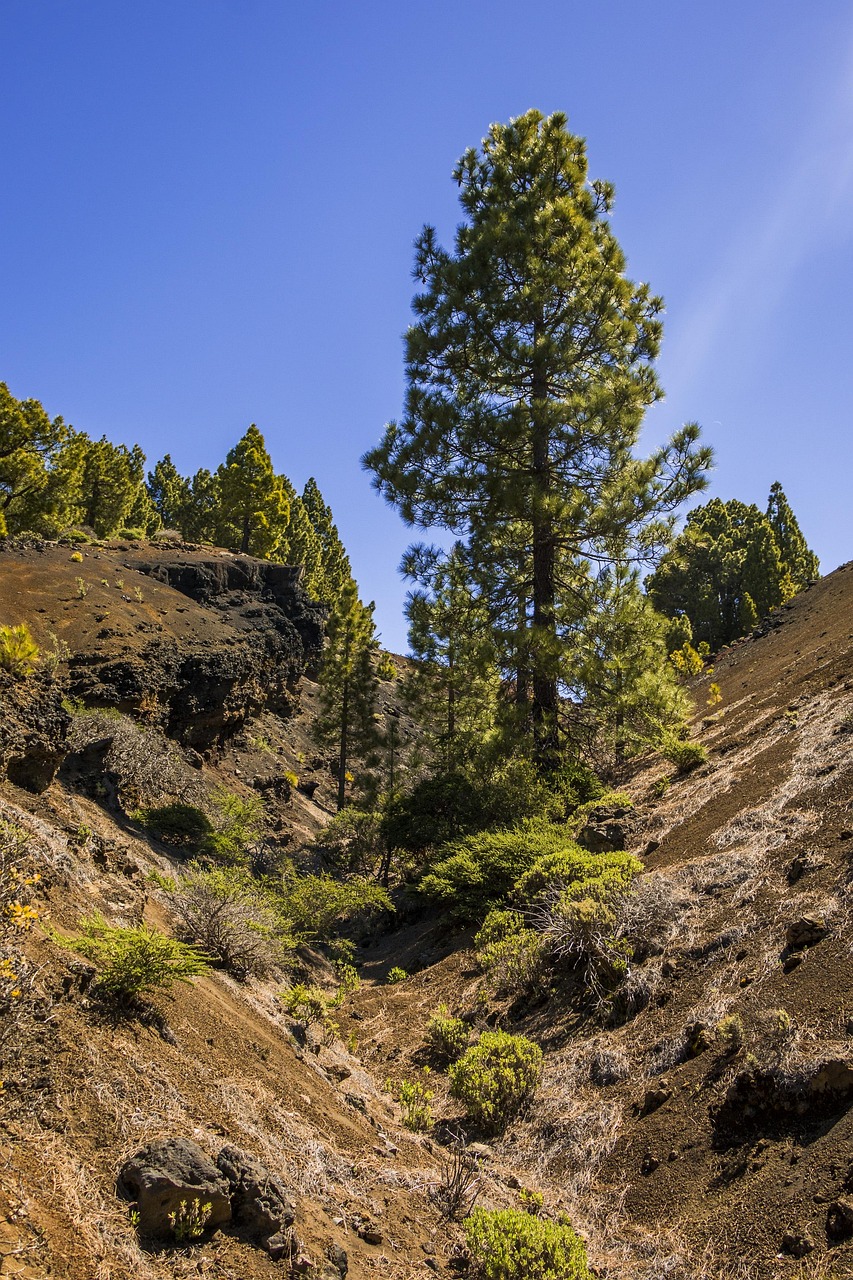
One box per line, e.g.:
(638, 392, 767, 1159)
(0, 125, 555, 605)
(2, 1, 852, 651)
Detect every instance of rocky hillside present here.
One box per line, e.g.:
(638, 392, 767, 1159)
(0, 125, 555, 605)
(1, 538, 852, 1280)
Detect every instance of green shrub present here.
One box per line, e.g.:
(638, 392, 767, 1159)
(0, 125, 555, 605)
(382, 771, 488, 855)
(137, 803, 213, 848)
(115, 527, 145, 541)
(426, 1005, 470, 1063)
(473, 909, 527, 951)
(314, 808, 385, 874)
(514, 847, 642, 906)
(386, 1076, 433, 1131)
(282, 982, 329, 1028)
(660, 736, 707, 772)
(449, 1031, 543, 1130)
(0, 624, 40, 678)
(386, 966, 407, 984)
(464, 1207, 590, 1279)
(331, 961, 360, 1003)
(419, 821, 573, 921)
(476, 928, 547, 996)
(69, 550, 84, 563)
(202, 790, 263, 864)
(278, 873, 392, 941)
(59, 914, 208, 1003)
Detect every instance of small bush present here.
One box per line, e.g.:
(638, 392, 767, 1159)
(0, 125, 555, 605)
(137, 803, 213, 848)
(160, 863, 293, 977)
(331, 961, 360, 1003)
(282, 982, 329, 1029)
(420, 821, 573, 921)
(202, 790, 262, 864)
(75, 577, 88, 598)
(449, 1031, 543, 1130)
(514, 847, 640, 905)
(0, 624, 40, 678)
(426, 1005, 470, 1063)
(661, 736, 707, 773)
(59, 914, 208, 1004)
(386, 966, 407, 984)
(473, 909, 526, 951)
(69, 550, 84, 563)
(717, 1013, 744, 1050)
(464, 1207, 590, 1279)
(387, 1076, 433, 1131)
(278, 873, 392, 941)
(314, 808, 385, 874)
(115, 527, 145, 541)
(476, 928, 547, 996)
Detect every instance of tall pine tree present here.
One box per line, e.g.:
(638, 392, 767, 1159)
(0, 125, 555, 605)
(215, 425, 289, 556)
(301, 477, 352, 605)
(767, 482, 819, 590)
(364, 110, 711, 764)
(314, 579, 381, 810)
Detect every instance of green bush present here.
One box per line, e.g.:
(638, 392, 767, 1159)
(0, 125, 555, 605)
(464, 1208, 590, 1279)
(382, 771, 488, 855)
(473, 909, 527, 951)
(449, 1031, 543, 1130)
(282, 982, 329, 1028)
(202, 790, 263, 864)
(425, 1005, 470, 1063)
(137, 803, 213, 848)
(514, 847, 642, 906)
(386, 965, 407, 984)
(419, 821, 572, 921)
(386, 1076, 433, 1131)
(476, 929, 547, 996)
(278, 873, 392, 941)
(660, 736, 707, 772)
(60, 913, 208, 1004)
(115, 527, 146, 541)
(0, 624, 40, 678)
(314, 808, 385, 874)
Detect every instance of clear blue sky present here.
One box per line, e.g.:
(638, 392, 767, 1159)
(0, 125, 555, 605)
(2, 1, 852, 651)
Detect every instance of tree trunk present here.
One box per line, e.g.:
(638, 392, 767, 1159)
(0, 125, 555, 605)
(530, 335, 559, 766)
(336, 673, 349, 811)
(240, 514, 251, 554)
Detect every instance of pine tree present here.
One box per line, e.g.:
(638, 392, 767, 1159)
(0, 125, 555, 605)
(60, 435, 148, 537)
(215, 425, 289, 556)
(301, 477, 352, 605)
(402, 542, 500, 768)
(572, 562, 688, 765)
(314, 579, 381, 810)
(647, 498, 789, 650)
(278, 477, 324, 596)
(147, 455, 192, 530)
(0, 382, 69, 535)
(364, 110, 711, 764)
(767, 482, 819, 590)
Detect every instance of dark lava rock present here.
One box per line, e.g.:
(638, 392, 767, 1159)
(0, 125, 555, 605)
(780, 1231, 814, 1258)
(0, 669, 71, 792)
(826, 1198, 853, 1240)
(117, 1137, 231, 1237)
(216, 1144, 295, 1250)
(786, 916, 829, 949)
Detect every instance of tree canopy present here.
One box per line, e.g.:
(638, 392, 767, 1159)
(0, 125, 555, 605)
(364, 109, 711, 763)
(647, 487, 819, 651)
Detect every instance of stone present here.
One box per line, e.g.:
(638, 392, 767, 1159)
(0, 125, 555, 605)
(808, 1059, 853, 1095)
(640, 1151, 659, 1175)
(826, 1198, 853, 1240)
(785, 916, 828, 950)
(780, 1231, 814, 1258)
(117, 1137, 231, 1237)
(639, 1084, 671, 1116)
(215, 1144, 295, 1250)
(325, 1243, 348, 1276)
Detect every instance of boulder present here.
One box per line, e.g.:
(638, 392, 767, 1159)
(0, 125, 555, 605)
(117, 1137, 231, 1237)
(216, 1144, 295, 1251)
(785, 916, 828, 950)
(826, 1198, 853, 1240)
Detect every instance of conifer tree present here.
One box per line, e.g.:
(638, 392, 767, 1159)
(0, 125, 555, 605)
(767, 481, 819, 590)
(147, 455, 192, 530)
(278, 477, 324, 596)
(0, 383, 69, 535)
(215, 425, 289, 556)
(364, 110, 711, 763)
(572, 562, 688, 764)
(301, 477, 352, 605)
(648, 498, 789, 650)
(61, 435, 148, 536)
(402, 542, 500, 768)
(314, 579, 381, 810)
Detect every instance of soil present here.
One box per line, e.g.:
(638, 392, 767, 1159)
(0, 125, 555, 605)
(2, 539, 853, 1279)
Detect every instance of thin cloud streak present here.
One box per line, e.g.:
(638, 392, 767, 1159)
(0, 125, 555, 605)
(661, 25, 853, 404)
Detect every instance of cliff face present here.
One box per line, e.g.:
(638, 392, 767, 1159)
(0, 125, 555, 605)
(0, 540, 326, 754)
